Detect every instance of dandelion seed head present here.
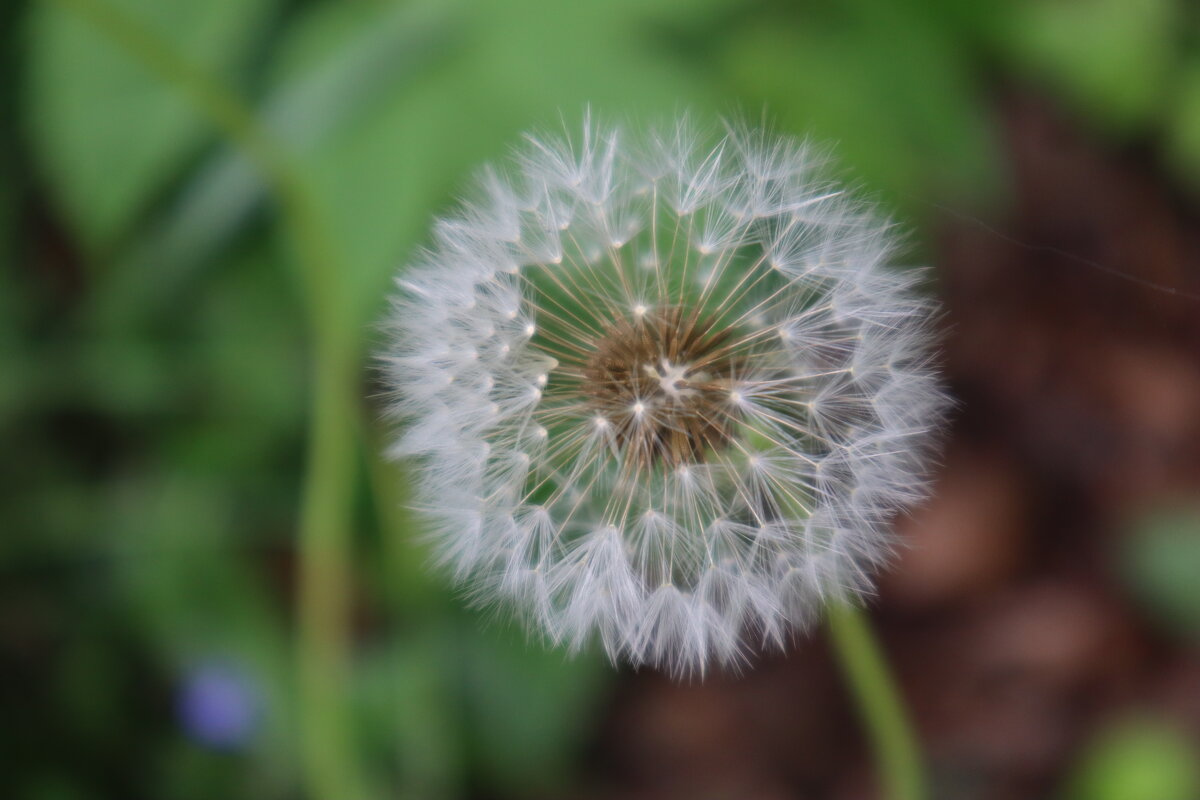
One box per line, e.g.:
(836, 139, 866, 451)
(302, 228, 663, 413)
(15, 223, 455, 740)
(382, 116, 946, 676)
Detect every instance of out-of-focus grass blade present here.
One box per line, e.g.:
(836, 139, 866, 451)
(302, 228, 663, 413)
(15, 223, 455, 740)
(125, 0, 458, 287)
(25, 0, 281, 253)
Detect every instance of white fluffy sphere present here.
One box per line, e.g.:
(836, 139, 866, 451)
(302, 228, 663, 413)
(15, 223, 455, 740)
(383, 117, 945, 675)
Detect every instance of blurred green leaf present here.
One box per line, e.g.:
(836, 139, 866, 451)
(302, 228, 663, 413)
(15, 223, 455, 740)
(1120, 505, 1200, 639)
(999, 0, 1179, 134)
(718, 0, 999, 217)
(462, 626, 608, 795)
(358, 632, 467, 800)
(25, 0, 279, 252)
(170, 250, 306, 464)
(1065, 715, 1200, 800)
(106, 0, 733, 354)
(108, 473, 299, 789)
(300, 0, 726, 338)
(125, 0, 457, 286)
(0, 198, 24, 425)
(20, 776, 88, 800)
(1166, 55, 1200, 193)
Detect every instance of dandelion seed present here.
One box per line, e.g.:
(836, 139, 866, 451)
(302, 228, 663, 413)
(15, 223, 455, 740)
(382, 116, 946, 676)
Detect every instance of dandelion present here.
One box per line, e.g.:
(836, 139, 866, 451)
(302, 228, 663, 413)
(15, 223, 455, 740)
(382, 117, 945, 676)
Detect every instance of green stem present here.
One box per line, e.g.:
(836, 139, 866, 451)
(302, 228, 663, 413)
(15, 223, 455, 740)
(51, 1, 369, 798)
(826, 601, 927, 800)
(298, 338, 366, 800)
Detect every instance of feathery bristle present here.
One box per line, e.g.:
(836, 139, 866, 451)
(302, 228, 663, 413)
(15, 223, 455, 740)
(382, 115, 947, 677)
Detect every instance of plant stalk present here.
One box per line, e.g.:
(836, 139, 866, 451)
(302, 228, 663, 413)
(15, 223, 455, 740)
(49, 1, 369, 797)
(827, 600, 927, 800)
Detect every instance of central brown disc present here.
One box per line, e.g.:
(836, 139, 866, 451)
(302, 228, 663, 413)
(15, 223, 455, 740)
(583, 307, 740, 467)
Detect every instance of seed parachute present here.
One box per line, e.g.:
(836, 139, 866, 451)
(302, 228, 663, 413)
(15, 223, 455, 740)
(382, 117, 946, 676)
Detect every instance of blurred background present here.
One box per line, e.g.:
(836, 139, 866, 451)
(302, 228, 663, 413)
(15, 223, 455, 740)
(3, 0, 1200, 798)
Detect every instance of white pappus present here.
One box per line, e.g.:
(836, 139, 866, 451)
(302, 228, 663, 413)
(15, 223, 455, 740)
(382, 116, 946, 676)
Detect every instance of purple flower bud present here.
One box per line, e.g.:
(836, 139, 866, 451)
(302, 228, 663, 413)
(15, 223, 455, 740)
(176, 660, 261, 750)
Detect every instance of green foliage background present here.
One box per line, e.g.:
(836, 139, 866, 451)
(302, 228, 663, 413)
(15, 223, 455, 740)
(3, 0, 1200, 797)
